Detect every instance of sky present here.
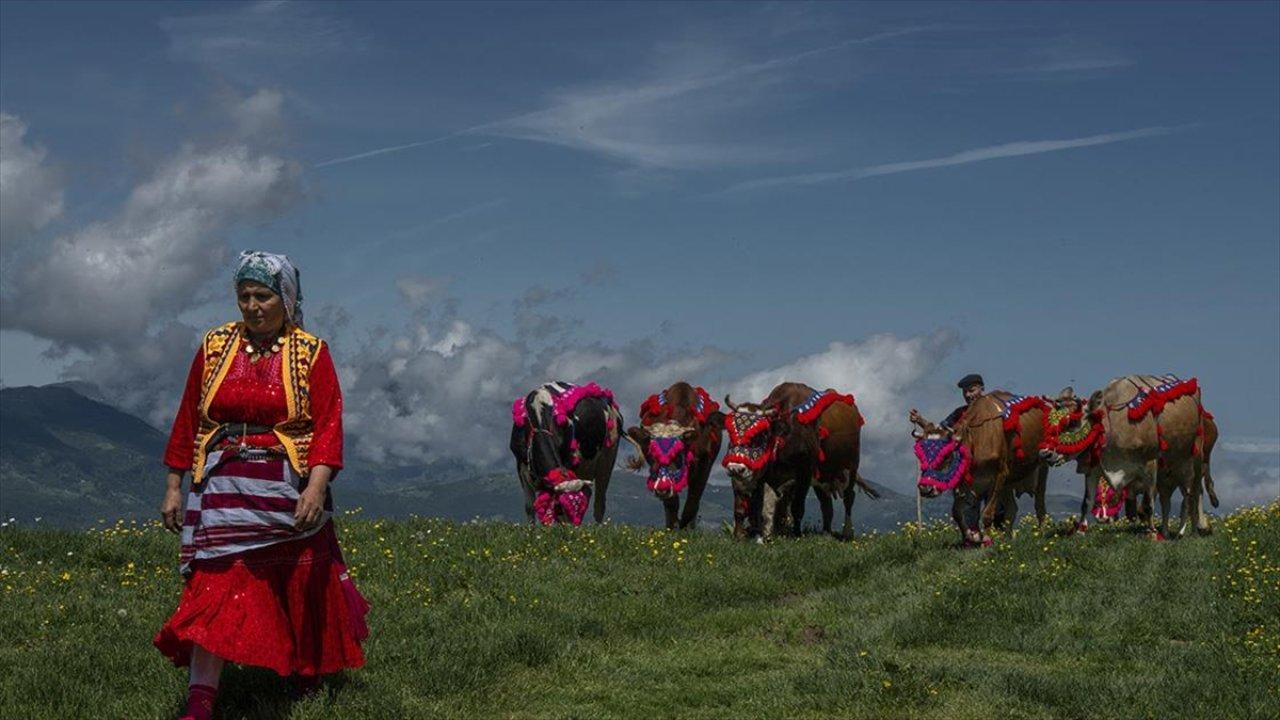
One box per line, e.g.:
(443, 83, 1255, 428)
(1, 1, 1277, 506)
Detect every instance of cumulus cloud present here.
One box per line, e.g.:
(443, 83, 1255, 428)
(726, 330, 960, 442)
(2, 143, 302, 346)
(1210, 455, 1280, 509)
(0, 92, 304, 424)
(0, 113, 64, 256)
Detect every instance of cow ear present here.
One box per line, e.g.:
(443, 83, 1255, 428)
(626, 426, 649, 444)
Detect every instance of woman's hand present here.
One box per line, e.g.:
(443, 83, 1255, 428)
(295, 466, 332, 531)
(161, 471, 184, 533)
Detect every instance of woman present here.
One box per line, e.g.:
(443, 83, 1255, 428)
(154, 251, 369, 720)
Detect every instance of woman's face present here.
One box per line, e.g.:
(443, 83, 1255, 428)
(237, 281, 286, 336)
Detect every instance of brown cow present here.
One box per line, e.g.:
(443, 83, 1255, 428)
(1041, 376, 1216, 537)
(722, 382, 877, 541)
(623, 382, 725, 530)
(912, 391, 1049, 546)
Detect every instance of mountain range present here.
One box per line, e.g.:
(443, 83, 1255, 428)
(0, 384, 1081, 530)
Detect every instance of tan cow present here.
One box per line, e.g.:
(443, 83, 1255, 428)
(912, 391, 1049, 546)
(1042, 377, 1216, 537)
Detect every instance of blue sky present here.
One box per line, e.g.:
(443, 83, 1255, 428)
(1, 2, 1277, 503)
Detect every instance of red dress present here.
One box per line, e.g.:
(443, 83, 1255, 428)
(154, 340, 369, 677)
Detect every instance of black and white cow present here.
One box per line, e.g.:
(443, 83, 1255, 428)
(509, 381, 623, 525)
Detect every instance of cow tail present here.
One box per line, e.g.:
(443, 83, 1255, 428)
(1195, 389, 1219, 509)
(852, 473, 880, 500)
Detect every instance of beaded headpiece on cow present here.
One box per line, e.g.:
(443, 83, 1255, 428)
(634, 422, 697, 497)
(720, 400, 782, 476)
(913, 430, 972, 497)
(1039, 388, 1105, 467)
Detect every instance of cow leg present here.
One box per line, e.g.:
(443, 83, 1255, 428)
(1034, 463, 1048, 527)
(1192, 456, 1211, 534)
(661, 495, 680, 530)
(760, 483, 781, 542)
(981, 467, 1010, 537)
(787, 479, 807, 537)
(817, 488, 835, 535)
(517, 461, 537, 524)
(678, 459, 711, 530)
(956, 489, 982, 546)
(841, 476, 856, 539)
(592, 472, 609, 524)
(1078, 470, 1095, 532)
(1157, 484, 1175, 539)
(731, 487, 751, 540)
(999, 491, 1018, 529)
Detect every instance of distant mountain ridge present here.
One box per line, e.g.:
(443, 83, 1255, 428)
(0, 384, 1080, 530)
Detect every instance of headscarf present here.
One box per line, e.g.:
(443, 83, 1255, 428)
(234, 251, 304, 329)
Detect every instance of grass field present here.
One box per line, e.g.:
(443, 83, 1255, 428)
(1, 505, 1277, 720)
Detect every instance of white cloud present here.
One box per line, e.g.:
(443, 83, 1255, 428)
(726, 330, 960, 442)
(719, 126, 1188, 195)
(0, 113, 64, 256)
(229, 88, 286, 141)
(2, 144, 302, 346)
(160, 1, 361, 80)
(0, 93, 304, 425)
(1220, 438, 1280, 455)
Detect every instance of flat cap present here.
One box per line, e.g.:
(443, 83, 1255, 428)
(957, 373, 985, 390)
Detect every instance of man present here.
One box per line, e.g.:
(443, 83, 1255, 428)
(943, 374, 985, 429)
(910, 374, 985, 431)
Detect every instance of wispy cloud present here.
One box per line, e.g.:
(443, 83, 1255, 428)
(717, 125, 1189, 195)
(1221, 437, 1280, 455)
(314, 26, 940, 170)
(159, 1, 363, 81)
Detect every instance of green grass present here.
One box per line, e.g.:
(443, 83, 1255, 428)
(1, 505, 1277, 719)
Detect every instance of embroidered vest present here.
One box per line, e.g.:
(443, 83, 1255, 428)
(190, 321, 323, 485)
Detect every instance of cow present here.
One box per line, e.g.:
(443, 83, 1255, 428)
(1039, 376, 1216, 537)
(722, 382, 878, 541)
(911, 391, 1049, 546)
(622, 382, 725, 530)
(509, 381, 623, 525)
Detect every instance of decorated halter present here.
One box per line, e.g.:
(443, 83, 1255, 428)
(1040, 405, 1105, 464)
(533, 468, 590, 526)
(1092, 478, 1127, 522)
(721, 411, 781, 473)
(644, 424, 696, 496)
(914, 436, 972, 495)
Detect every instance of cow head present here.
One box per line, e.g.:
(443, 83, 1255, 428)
(720, 395, 790, 492)
(913, 425, 971, 498)
(625, 422, 699, 498)
(1039, 386, 1103, 470)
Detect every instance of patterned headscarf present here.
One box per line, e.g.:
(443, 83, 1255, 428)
(234, 251, 304, 329)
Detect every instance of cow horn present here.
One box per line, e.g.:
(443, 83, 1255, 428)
(911, 427, 924, 439)
(724, 395, 740, 413)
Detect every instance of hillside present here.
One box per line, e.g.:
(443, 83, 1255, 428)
(0, 506, 1276, 719)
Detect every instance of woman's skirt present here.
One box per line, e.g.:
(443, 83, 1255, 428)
(154, 453, 370, 676)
